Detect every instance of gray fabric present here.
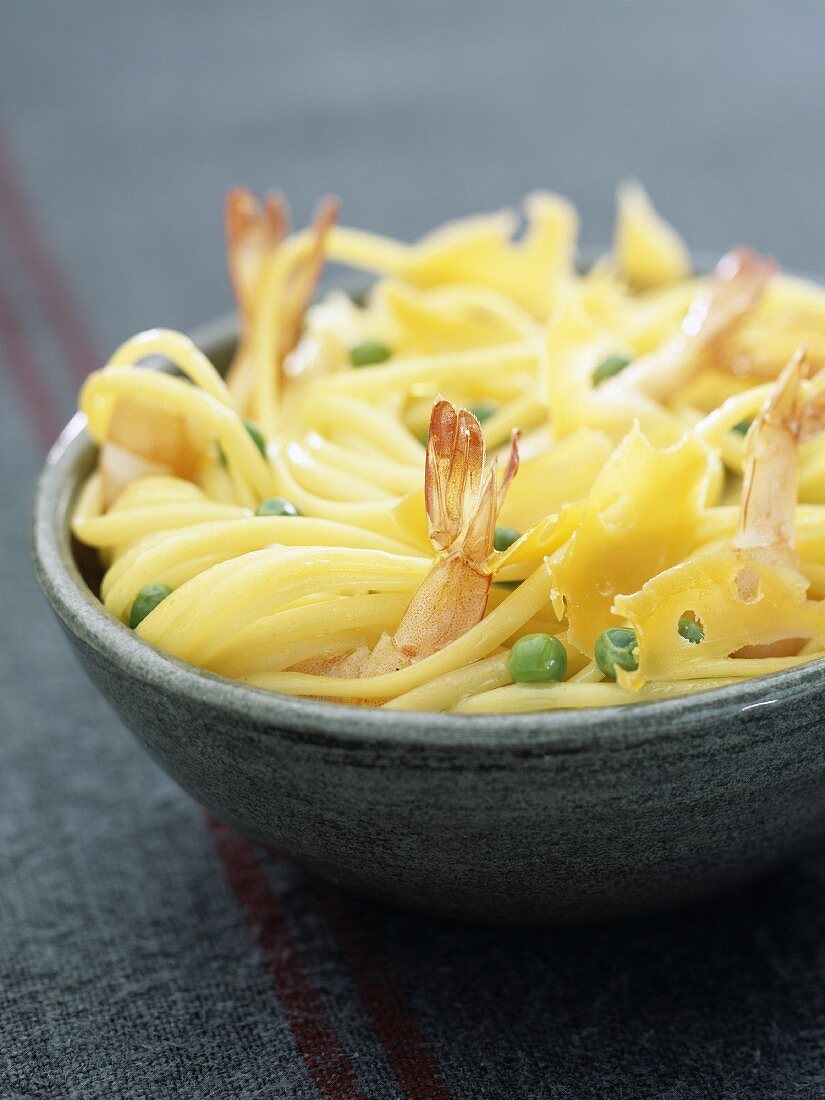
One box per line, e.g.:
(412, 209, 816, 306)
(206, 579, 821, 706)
(3, 2, 825, 1096)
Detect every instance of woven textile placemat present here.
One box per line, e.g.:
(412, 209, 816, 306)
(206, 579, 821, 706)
(3, 5, 825, 1096)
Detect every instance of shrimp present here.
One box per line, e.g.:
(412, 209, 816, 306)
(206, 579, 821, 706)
(732, 350, 825, 645)
(611, 349, 825, 684)
(729, 349, 825, 657)
(608, 247, 776, 401)
(550, 248, 777, 452)
(301, 399, 520, 681)
(224, 188, 339, 413)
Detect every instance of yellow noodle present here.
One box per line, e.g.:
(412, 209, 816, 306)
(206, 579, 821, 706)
(239, 566, 555, 698)
(81, 367, 275, 499)
(70, 189, 825, 711)
(319, 341, 540, 401)
(102, 518, 421, 619)
(139, 547, 432, 664)
(74, 503, 247, 548)
(382, 653, 512, 711)
(215, 594, 410, 677)
(107, 328, 233, 405)
(453, 678, 742, 714)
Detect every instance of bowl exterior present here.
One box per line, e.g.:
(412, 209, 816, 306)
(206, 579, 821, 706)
(47, 624, 825, 922)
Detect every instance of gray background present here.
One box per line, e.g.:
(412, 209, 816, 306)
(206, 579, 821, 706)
(4, 2, 825, 1096)
(4, 1, 825, 354)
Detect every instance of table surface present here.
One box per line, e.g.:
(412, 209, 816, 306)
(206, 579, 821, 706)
(4, 3, 825, 1097)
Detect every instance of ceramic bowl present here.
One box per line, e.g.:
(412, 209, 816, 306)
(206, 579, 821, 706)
(30, 315, 825, 923)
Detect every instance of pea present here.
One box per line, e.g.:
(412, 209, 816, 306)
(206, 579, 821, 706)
(350, 340, 392, 367)
(129, 583, 172, 629)
(593, 354, 631, 385)
(509, 633, 568, 683)
(256, 497, 300, 517)
(733, 419, 752, 436)
(594, 626, 639, 679)
(493, 526, 521, 552)
(678, 616, 704, 644)
(244, 420, 267, 457)
(218, 419, 268, 468)
(468, 401, 497, 425)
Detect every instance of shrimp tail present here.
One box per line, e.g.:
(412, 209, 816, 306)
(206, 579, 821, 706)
(464, 426, 521, 566)
(280, 195, 340, 361)
(695, 247, 778, 349)
(291, 401, 520, 688)
(425, 399, 486, 554)
(424, 398, 520, 565)
(225, 187, 288, 323)
(358, 402, 520, 678)
(732, 348, 825, 651)
(224, 188, 288, 409)
(224, 190, 339, 410)
(735, 348, 809, 569)
(799, 355, 825, 442)
(613, 247, 776, 401)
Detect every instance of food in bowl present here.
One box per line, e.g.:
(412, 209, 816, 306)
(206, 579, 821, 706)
(72, 184, 825, 712)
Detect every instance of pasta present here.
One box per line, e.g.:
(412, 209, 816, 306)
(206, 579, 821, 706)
(72, 184, 825, 712)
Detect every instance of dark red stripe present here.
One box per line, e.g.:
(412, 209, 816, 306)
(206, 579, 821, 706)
(313, 883, 451, 1100)
(0, 125, 98, 383)
(206, 816, 368, 1100)
(0, 266, 63, 450)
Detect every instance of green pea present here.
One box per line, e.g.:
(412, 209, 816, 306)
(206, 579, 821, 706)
(678, 616, 704, 644)
(218, 419, 268, 468)
(509, 633, 568, 684)
(593, 354, 631, 386)
(350, 340, 392, 367)
(129, 583, 172, 629)
(256, 496, 300, 517)
(244, 420, 267, 457)
(493, 526, 521, 552)
(467, 401, 497, 425)
(733, 419, 752, 436)
(594, 626, 639, 679)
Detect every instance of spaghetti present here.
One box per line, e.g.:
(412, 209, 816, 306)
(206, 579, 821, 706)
(72, 184, 825, 711)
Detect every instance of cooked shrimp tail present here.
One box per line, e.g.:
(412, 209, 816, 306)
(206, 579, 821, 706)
(280, 195, 340, 360)
(735, 348, 825, 570)
(224, 188, 288, 409)
(377, 400, 519, 667)
(331, 401, 520, 682)
(612, 247, 777, 401)
(690, 247, 777, 346)
(225, 187, 288, 325)
(425, 400, 485, 553)
(224, 190, 339, 413)
(424, 398, 520, 563)
(463, 423, 520, 566)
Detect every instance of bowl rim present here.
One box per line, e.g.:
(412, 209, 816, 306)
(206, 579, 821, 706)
(30, 311, 825, 754)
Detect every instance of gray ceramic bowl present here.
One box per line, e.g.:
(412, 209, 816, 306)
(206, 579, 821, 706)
(31, 315, 825, 924)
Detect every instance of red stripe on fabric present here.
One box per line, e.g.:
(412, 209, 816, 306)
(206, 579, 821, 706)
(0, 126, 99, 384)
(0, 268, 63, 450)
(206, 816, 368, 1100)
(313, 883, 451, 1100)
